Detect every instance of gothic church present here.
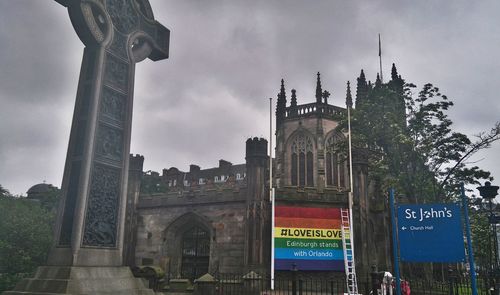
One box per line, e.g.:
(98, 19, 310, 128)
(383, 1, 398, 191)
(125, 68, 404, 280)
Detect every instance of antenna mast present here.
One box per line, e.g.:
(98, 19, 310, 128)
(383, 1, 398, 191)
(379, 33, 383, 83)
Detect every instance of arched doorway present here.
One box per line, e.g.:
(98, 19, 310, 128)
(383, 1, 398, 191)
(180, 226, 210, 280)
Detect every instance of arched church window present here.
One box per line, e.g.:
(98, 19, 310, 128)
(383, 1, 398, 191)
(299, 152, 305, 186)
(291, 153, 298, 185)
(180, 226, 210, 280)
(307, 151, 313, 185)
(325, 133, 347, 188)
(290, 134, 314, 186)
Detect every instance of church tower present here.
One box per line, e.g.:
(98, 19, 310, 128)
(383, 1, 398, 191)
(273, 73, 388, 279)
(275, 73, 350, 192)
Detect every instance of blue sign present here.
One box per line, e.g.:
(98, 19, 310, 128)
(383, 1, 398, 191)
(397, 203, 465, 262)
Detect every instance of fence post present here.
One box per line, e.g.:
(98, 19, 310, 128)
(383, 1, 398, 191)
(448, 266, 454, 295)
(292, 263, 298, 295)
(243, 271, 262, 295)
(193, 273, 217, 295)
(371, 265, 380, 295)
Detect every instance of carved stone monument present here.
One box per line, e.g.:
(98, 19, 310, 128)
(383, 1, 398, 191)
(4, 0, 169, 293)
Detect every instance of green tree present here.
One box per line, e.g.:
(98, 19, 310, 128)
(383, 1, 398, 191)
(343, 66, 500, 278)
(468, 205, 491, 276)
(140, 170, 167, 194)
(0, 185, 55, 292)
(348, 65, 500, 202)
(0, 185, 7, 195)
(406, 83, 499, 201)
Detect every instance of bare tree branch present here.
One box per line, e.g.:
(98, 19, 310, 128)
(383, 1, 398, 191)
(438, 121, 500, 195)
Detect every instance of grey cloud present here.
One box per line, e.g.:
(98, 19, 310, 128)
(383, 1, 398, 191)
(1, 0, 499, 194)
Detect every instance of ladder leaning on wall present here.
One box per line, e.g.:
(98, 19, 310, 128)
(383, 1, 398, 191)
(341, 208, 358, 295)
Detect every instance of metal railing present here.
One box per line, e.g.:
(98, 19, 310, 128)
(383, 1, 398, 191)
(151, 271, 490, 295)
(160, 272, 370, 294)
(410, 276, 491, 295)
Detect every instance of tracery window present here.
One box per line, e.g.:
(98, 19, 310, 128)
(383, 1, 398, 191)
(180, 226, 210, 280)
(290, 134, 314, 186)
(325, 133, 347, 188)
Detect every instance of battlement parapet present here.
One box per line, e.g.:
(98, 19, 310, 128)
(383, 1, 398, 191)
(129, 154, 145, 171)
(245, 137, 268, 163)
(285, 102, 346, 120)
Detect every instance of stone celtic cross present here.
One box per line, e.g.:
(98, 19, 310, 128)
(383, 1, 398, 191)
(50, 0, 169, 266)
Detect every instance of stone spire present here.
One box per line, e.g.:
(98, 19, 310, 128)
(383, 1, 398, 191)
(355, 69, 368, 108)
(315, 72, 322, 103)
(291, 89, 297, 107)
(389, 63, 402, 85)
(346, 81, 353, 108)
(389, 63, 404, 91)
(276, 79, 287, 128)
(280, 79, 286, 102)
(391, 63, 399, 81)
(388, 63, 406, 128)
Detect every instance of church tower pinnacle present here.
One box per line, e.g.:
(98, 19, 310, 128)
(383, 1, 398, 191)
(346, 81, 353, 108)
(316, 72, 323, 104)
(391, 63, 399, 81)
(280, 79, 286, 101)
(291, 89, 297, 107)
(276, 79, 287, 128)
(355, 69, 368, 108)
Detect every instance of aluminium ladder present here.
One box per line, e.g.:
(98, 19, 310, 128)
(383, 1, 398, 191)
(341, 208, 358, 295)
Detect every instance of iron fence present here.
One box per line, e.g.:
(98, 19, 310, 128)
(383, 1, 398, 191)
(214, 274, 371, 295)
(153, 272, 490, 295)
(409, 276, 491, 295)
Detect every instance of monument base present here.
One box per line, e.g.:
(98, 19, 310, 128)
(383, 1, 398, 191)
(3, 266, 155, 295)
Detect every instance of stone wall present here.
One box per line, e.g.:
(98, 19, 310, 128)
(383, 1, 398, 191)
(135, 188, 248, 275)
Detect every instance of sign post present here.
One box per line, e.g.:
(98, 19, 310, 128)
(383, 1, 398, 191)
(461, 183, 478, 295)
(389, 188, 402, 295)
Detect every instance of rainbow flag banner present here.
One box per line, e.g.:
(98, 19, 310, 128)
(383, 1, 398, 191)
(274, 206, 345, 271)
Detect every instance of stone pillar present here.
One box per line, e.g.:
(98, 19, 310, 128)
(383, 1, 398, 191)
(316, 116, 325, 190)
(242, 271, 263, 295)
(48, 0, 169, 267)
(193, 273, 217, 295)
(124, 154, 145, 266)
(244, 138, 270, 273)
(352, 148, 372, 280)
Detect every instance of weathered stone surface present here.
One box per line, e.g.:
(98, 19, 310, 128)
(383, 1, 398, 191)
(48, 0, 168, 267)
(127, 139, 270, 278)
(3, 0, 169, 294)
(135, 203, 247, 274)
(167, 279, 192, 292)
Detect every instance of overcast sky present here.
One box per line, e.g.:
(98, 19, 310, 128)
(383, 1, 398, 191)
(1, 0, 499, 196)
